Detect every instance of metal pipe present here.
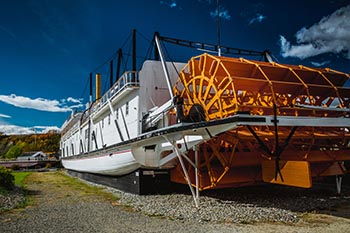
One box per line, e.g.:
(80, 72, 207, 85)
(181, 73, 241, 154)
(116, 48, 122, 81)
(164, 136, 198, 207)
(89, 73, 93, 103)
(154, 39, 159, 61)
(336, 175, 342, 194)
(154, 32, 174, 99)
(95, 73, 101, 100)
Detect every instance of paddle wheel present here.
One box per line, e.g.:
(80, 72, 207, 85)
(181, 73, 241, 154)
(170, 53, 350, 191)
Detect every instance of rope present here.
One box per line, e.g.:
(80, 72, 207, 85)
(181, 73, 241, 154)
(161, 39, 181, 78)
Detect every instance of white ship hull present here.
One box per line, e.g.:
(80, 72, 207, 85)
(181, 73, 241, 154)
(61, 149, 139, 176)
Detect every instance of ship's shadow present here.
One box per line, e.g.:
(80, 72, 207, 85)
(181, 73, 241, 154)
(171, 175, 350, 219)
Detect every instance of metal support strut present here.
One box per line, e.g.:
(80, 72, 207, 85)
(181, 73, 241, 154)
(164, 136, 199, 207)
(336, 175, 342, 194)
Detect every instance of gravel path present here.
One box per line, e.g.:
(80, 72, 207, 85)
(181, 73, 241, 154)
(0, 171, 350, 233)
(0, 187, 25, 212)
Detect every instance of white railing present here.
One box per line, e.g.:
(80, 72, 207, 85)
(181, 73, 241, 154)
(94, 71, 139, 112)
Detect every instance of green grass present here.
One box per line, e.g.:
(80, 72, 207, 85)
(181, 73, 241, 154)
(56, 172, 120, 202)
(11, 172, 32, 207)
(12, 172, 31, 187)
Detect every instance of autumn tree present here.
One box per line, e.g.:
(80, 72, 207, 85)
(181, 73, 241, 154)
(5, 141, 25, 159)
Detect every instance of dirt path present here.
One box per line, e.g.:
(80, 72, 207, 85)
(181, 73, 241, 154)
(0, 172, 349, 233)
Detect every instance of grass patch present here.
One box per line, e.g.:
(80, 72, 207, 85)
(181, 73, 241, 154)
(12, 172, 31, 187)
(54, 171, 120, 202)
(300, 213, 335, 225)
(3, 171, 121, 211)
(13, 172, 33, 208)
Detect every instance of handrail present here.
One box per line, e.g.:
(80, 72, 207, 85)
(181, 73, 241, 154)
(94, 71, 140, 112)
(62, 71, 140, 136)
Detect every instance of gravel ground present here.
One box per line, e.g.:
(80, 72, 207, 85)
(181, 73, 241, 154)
(0, 172, 350, 233)
(0, 187, 25, 212)
(104, 178, 350, 224)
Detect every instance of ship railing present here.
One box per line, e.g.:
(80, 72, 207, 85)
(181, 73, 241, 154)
(95, 71, 140, 112)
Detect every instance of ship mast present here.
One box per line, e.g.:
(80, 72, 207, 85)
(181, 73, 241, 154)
(216, 0, 221, 56)
(154, 32, 174, 100)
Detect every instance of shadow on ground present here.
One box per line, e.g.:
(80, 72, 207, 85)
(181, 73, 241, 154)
(173, 174, 350, 219)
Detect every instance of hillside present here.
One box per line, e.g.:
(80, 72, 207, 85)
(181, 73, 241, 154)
(0, 133, 60, 159)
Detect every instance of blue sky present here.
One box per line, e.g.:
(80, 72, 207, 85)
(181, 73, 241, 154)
(0, 0, 349, 135)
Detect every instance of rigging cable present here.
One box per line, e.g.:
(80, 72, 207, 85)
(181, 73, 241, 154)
(79, 31, 134, 100)
(79, 75, 90, 100)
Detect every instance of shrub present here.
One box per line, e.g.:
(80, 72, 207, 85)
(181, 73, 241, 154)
(0, 166, 15, 190)
(11, 164, 20, 171)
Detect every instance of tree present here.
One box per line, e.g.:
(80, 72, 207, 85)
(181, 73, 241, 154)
(0, 133, 61, 158)
(5, 141, 26, 159)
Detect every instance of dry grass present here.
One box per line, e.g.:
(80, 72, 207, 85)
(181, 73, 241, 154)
(24, 171, 119, 205)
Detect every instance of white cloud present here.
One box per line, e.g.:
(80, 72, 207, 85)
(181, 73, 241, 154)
(310, 60, 330, 67)
(197, 0, 231, 21)
(160, 0, 178, 9)
(280, 4, 350, 59)
(0, 125, 34, 135)
(0, 94, 83, 113)
(67, 97, 83, 104)
(0, 113, 11, 118)
(0, 124, 60, 135)
(33, 126, 61, 133)
(210, 6, 231, 21)
(248, 14, 266, 25)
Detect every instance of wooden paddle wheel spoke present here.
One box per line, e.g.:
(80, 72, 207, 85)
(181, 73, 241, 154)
(203, 81, 216, 103)
(208, 142, 229, 168)
(202, 146, 216, 186)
